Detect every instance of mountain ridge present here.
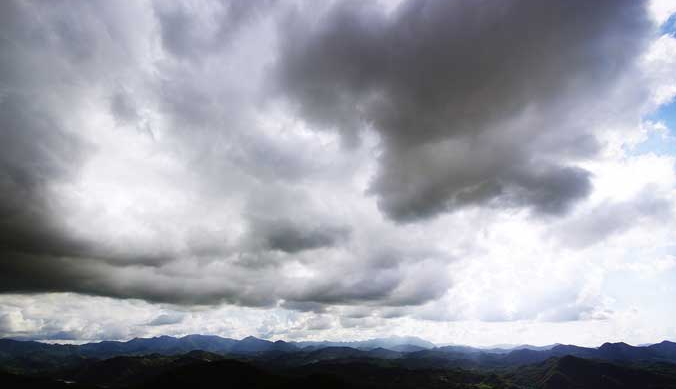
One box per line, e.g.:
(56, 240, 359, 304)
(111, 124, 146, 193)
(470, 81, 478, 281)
(3, 336, 676, 369)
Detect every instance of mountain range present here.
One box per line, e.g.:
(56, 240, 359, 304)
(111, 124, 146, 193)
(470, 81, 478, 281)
(2, 335, 676, 388)
(0, 335, 435, 360)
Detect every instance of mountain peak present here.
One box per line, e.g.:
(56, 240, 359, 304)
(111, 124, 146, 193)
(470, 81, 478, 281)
(599, 341, 631, 349)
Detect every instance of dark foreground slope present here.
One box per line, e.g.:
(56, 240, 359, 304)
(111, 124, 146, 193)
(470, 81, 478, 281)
(93, 357, 517, 389)
(134, 359, 351, 389)
(65, 350, 224, 387)
(4, 352, 676, 389)
(509, 355, 676, 389)
(0, 371, 94, 389)
(0, 357, 514, 389)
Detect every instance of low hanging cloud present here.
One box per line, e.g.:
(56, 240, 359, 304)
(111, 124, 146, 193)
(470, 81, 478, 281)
(249, 216, 351, 253)
(274, 0, 654, 221)
(147, 313, 186, 326)
(554, 188, 675, 248)
(0, 0, 673, 334)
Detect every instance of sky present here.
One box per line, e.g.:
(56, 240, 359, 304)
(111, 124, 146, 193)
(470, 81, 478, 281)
(1, 0, 676, 348)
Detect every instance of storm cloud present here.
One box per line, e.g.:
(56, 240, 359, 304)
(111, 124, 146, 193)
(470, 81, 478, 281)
(274, 0, 653, 221)
(0, 0, 675, 343)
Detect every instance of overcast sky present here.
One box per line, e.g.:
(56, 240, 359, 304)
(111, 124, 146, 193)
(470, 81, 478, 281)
(1, 0, 676, 347)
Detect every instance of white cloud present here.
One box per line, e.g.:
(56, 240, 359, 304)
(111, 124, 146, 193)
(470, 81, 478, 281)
(650, 0, 676, 25)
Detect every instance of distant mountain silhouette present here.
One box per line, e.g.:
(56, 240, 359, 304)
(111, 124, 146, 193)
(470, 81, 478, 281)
(514, 341, 676, 365)
(5, 336, 675, 371)
(387, 344, 428, 353)
(482, 344, 560, 353)
(0, 335, 299, 361)
(0, 334, 431, 362)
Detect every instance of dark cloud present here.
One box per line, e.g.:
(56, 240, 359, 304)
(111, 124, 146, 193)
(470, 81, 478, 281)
(274, 0, 653, 221)
(148, 313, 186, 326)
(554, 187, 675, 248)
(0, 0, 176, 263)
(110, 91, 141, 125)
(250, 216, 351, 253)
(0, 96, 177, 267)
(154, 0, 275, 60)
(0, 1, 203, 303)
(498, 163, 593, 216)
(284, 256, 451, 308)
(0, 93, 90, 261)
(279, 301, 327, 313)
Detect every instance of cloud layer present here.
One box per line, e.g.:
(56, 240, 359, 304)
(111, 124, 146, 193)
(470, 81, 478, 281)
(0, 0, 675, 342)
